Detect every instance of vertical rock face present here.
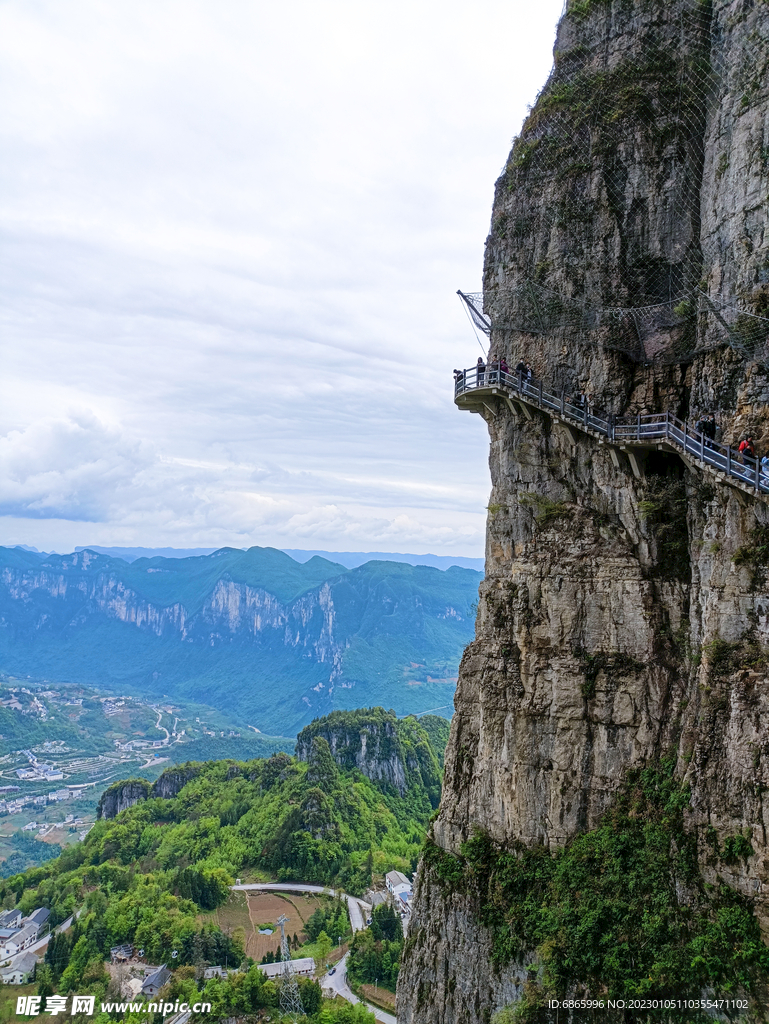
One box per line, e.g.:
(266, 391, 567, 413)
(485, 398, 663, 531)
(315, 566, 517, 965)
(398, 1, 769, 1021)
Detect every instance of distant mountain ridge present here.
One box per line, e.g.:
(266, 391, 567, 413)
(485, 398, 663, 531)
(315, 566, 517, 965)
(69, 545, 484, 571)
(0, 546, 480, 734)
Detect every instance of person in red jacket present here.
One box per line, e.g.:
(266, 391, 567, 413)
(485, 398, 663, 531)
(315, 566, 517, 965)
(739, 437, 756, 464)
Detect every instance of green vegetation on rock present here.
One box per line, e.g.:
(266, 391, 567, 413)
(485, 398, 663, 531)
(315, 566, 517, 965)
(0, 709, 445, 1003)
(424, 761, 769, 1014)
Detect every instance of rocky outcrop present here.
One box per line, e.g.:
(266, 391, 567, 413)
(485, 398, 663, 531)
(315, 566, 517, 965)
(398, 0, 769, 1021)
(97, 779, 152, 819)
(295, 707, 442, 803)
(98, 765, 202, 819)
(152, 764, 202, 801)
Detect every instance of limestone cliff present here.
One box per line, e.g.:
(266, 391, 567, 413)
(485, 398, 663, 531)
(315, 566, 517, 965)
(97, 765, 201, 819)
(295, 707, 442, 804)
(398, 0, 769, 1020)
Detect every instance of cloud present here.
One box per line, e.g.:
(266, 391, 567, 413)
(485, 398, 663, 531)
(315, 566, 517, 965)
(0, 0, 563, 555)
(0, 413, 151, 520)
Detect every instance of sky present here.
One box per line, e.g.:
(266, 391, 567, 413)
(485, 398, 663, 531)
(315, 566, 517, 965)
(0, 0, 563, 557)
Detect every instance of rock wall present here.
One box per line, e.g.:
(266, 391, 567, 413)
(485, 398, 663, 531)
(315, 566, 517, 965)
(98, 765, 202, 819)
(398, 0, 769, 1020)
(97, 779, 152, 819)
(295, 708, 442, 802)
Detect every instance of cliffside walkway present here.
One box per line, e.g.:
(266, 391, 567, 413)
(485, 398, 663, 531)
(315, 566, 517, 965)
(454, 365, 769, 500)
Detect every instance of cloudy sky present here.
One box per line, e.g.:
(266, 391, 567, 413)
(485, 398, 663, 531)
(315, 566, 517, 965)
(1, 0, 562, 557)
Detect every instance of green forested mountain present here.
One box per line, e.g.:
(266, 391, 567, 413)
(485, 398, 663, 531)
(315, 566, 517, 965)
(2, 711, 444, 1017)
(0, 546, 478, 734)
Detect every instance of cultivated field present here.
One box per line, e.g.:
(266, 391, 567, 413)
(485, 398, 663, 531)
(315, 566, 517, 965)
(207, 890, 329, 961)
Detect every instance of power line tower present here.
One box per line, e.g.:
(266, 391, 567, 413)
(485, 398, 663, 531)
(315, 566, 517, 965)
(277, 914, 305, 1021)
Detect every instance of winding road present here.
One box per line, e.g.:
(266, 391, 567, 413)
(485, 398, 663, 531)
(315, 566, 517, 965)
(323, 953, 397, 1024)
(231, 883, 397, 1021)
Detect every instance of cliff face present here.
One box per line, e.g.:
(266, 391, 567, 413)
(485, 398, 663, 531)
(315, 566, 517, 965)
(97, 779, 152, 819)
(295, 707, 442, 803)
(97, 765, 202, 819)
(398, 1, 769, 1020)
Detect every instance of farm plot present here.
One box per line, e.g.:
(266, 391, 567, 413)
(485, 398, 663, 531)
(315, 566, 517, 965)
(205, 890, 330, 961)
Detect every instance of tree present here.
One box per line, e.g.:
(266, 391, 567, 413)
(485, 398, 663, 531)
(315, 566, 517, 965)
(370, 903, 400, 942)
(36, 964, 54, 1001)
(316, 930, 332, 964)
(306, 738, 339, 790)
(298, 977, 322, 1015)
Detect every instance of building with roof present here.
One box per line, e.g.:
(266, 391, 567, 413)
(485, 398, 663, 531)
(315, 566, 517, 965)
(203, 966, 229, 980)
(0, 910, 21, 929)
(0, 925, 38, 958)
(385, 870, 411, 897)
(258, 957, 315, 980)
(25, 908, 50, 935)
(142, 965, 171, 996)
(0, 952, 39, 985)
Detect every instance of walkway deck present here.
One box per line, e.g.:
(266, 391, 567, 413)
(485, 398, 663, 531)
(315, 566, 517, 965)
(454, 366, 768, 500)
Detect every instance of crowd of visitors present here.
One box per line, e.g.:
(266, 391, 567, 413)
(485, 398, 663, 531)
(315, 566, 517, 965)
(454, 356, 768, 489)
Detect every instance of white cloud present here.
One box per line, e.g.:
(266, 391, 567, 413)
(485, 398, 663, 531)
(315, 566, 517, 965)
(0, 0, 563, 555)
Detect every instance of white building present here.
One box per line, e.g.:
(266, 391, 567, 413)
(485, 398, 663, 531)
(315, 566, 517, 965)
(0, 925, 38, 958)
(0, 952, 38, 985)
(25, 908, 50, 937)
(385, 870, 411, 898)
(258, 957, 315, 979)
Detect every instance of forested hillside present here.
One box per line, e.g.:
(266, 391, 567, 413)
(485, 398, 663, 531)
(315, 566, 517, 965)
(1, 709, 444, 1013)
(0, 545, 479, 734)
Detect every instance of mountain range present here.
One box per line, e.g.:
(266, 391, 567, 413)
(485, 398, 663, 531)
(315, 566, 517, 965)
(67, 545, 484, 571)
(0, 545, 480, 734)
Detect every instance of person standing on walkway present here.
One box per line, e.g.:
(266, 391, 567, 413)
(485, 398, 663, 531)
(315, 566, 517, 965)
(514, 358, 526, 388)
(476, 356, 486, 386)
(704, 416, 717, 447)
(739, 436, 756, 464)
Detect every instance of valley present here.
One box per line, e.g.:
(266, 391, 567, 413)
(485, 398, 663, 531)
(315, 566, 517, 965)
(0, 546, 479, 735)
(0, 679, 293, 876)
(0, 708, 445, 1021)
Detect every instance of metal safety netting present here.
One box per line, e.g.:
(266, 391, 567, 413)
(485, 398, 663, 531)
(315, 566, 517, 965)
(478, 0, 769, 366)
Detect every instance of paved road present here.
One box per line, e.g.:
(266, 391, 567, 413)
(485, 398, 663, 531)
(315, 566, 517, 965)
(231, 883, 370, 934)
(323, 953, 397, 1024)
(233, 884, 393, 1021)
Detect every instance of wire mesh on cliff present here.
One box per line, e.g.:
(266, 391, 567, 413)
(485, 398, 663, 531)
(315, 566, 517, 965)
(481, 0, 769, 367)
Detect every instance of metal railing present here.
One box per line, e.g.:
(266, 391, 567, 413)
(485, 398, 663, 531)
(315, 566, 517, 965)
(454, 365, 769, 496)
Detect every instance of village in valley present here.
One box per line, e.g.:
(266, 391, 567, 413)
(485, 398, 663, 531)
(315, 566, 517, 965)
(0, 680, 289, 877)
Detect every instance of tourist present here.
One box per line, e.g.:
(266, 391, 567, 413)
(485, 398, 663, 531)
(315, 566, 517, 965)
(476, 356, 486, 386)
(739, 436, 756, 464)
(499, 357, 509, 378)
(708, 416, 717, 440)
